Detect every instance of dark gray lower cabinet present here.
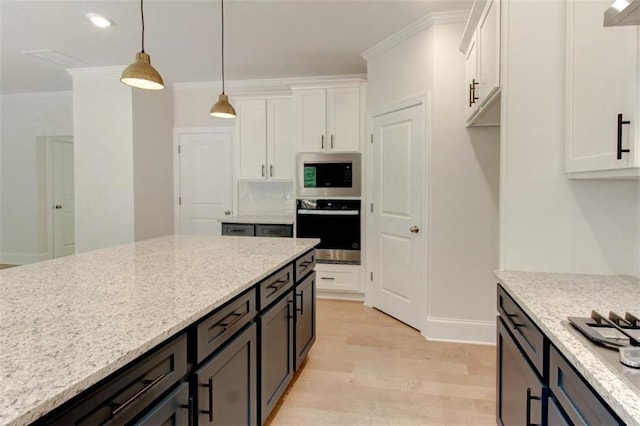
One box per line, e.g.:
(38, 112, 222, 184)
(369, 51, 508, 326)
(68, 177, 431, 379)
(496, 284, 623, 426)
(195, 323, 258, 426)
(497, 317, 543, 426)
(259, 293, 295, 425)
(295, 272, 316, 370)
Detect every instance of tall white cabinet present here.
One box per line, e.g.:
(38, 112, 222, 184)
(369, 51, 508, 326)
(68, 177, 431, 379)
(234, 96, 294, 181)
(565, 0, 640, 179)
(293, 83, 363, 153)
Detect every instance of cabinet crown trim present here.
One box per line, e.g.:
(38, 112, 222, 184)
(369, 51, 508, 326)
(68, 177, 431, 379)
(362, 10, 469, 61)
(174, 74, 366, 93)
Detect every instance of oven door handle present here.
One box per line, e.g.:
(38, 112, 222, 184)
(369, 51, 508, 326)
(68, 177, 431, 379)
(297, 209, 359, 216)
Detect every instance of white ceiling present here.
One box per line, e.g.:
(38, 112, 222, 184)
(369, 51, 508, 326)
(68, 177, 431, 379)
(0, 0, 472, 95)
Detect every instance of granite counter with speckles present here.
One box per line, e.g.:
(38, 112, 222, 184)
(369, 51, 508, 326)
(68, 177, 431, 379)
(495, 271, 640, 426)
(0, 235, 319, 426)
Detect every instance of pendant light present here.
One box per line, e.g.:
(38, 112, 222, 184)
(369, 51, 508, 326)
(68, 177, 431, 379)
(120, 0, 164, 90)
(210, 0, 236, 118)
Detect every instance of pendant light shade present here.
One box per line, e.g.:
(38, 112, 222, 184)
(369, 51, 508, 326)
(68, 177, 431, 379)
(210, 94, 236, 118)
(210, 0, 236, 118)
(121, 0, 164, 90)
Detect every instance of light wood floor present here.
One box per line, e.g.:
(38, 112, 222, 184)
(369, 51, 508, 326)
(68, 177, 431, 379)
(267, 299, 496, 425)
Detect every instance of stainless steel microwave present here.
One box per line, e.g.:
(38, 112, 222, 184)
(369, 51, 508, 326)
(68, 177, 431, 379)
(296, 153, 361, 197)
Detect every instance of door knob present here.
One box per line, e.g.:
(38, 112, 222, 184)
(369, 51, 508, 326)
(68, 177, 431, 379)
(54, 205, 62, 209)
(224, 210, 231, 215)
(410, 225, 419, 234)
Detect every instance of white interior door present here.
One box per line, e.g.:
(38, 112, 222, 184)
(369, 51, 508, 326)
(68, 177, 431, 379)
(370, 102, 425, 330)
(52, 140, 75, 258)
(178, 131, 233, 235)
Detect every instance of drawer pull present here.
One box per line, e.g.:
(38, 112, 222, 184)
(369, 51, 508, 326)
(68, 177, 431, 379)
(111, 373, 166, 416)
(506, 313, 524, 330)
(320, 277, 335, 280)
(267, 277, 290, 296)
(299, 260, 313, 269)
(525, 387, 541, 426)
(217, 310, 247, 331)
(295, 292, 304, 315)
(200, 377, 214, 422)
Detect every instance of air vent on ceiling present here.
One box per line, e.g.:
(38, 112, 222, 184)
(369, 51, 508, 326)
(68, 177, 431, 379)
(23, 50, 85, 67)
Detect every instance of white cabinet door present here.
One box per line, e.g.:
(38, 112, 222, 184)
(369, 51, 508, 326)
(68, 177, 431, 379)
(295, 89, 326, 152)
(267, 98, 294, 179)
(236, 99, 267, 180)
(566, 0, 639, 178)
(327, 87, 361, 152)
(465, 34, 479, 120)
(478, 0, 500, 106)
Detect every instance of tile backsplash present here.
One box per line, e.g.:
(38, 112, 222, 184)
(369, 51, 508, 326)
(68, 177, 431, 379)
(238, 181, 294, 216)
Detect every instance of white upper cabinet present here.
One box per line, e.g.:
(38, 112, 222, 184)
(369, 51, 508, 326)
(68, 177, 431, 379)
(460, 0, 501, 126)
(294, 84, 362, 152)
(565, 0, 639, 179)
(235, 96, 294, 181)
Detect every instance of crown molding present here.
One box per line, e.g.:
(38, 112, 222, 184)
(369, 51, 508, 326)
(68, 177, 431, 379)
(173, 73, 367, 94)
(361, 10, 470, 61)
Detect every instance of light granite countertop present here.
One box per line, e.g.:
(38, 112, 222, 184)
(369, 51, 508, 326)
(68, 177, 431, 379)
(495, 271, 640, 425)
(0, 234, 319, 426)
(219, 215, 294, 225)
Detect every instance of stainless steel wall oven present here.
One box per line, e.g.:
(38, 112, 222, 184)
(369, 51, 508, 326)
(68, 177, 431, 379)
(296, 199, 361, 264)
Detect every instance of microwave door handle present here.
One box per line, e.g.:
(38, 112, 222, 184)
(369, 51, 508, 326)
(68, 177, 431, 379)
(297, 209, 359, 215)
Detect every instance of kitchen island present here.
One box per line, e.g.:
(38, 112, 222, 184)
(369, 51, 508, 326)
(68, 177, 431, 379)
(0, 234, 319, 425)
(495, 271, 640, 425)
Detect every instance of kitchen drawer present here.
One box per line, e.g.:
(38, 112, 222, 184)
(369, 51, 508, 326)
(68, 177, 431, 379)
(549, 345, 621, 425)
(497, 284, 544, 376)
(42, 333, 188, 425)
(258, 265, 294, 310)
(255, 224, 293, 238)
(133, 383, 190, 426)
(196, 288, 257, 363)
(295, 250, 316, 281)
(315, 263, 360, 292)
(221, 223, 255, 236)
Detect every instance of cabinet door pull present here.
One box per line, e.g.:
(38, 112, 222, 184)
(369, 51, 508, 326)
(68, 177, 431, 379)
(296, 291, 304, 315)
(330, 134, 334, 149)
(111, 373, 166, 416)
(321, 135, 325, 150)
(617, 113, 631, 160)
(270, 164, 273, 177)
(471, 79, 479, 105)
(200, 377, 214, 422)
(525, 387, 541, 426)
(262, 164, 266, 177)
(180, 396, 195, 426)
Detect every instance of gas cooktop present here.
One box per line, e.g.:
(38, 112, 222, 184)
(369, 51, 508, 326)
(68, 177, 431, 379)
(565, 311, 640, 395)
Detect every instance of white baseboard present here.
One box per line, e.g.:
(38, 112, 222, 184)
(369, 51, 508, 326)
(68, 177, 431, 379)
(423, 315, 496, 345)
(316, 290, 365, 302)
(0, 251, 48, 265)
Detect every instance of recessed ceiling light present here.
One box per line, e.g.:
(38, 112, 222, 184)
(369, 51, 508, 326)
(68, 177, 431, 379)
(86, 13, 114, 28)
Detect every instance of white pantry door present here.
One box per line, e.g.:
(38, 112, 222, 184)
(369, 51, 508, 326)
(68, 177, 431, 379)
(52, 139, 75, 257)
(178, 131, 233, 236)
(370, 102, 425, 330)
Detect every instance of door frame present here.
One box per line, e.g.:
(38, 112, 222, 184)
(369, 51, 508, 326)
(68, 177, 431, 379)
(173, 127, 235, 234)
(45, 135, 73, 260)
(364, 92, 431, 333)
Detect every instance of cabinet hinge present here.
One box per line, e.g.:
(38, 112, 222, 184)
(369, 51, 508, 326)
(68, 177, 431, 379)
(178, 196, 182, 206)
(370, 203, 373, 213)
(370, 134, 374, 144)
(370, 272, 373, 281)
